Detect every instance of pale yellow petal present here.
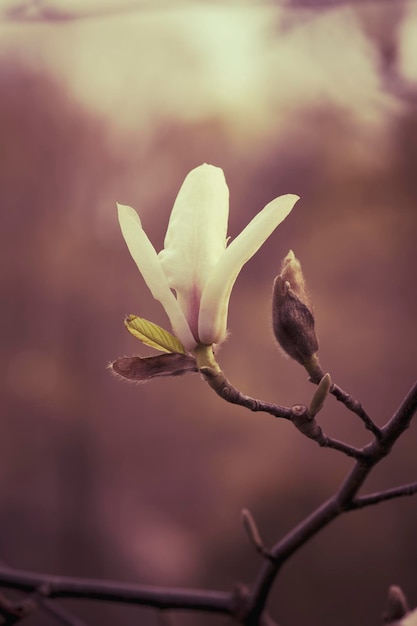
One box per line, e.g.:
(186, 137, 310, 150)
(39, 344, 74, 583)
(117, 203, 197, 350)
(198, 194, 299, 344)
(159, 164, 229, 300)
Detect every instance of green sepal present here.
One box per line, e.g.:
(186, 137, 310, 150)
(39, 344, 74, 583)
(125, 315, 186, 354)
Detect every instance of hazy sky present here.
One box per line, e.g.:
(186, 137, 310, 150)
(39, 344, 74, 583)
(2, 0, 416, 138)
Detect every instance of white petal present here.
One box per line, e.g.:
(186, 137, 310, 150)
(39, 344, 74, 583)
(198, 194, 299, 344)
(158, 164, 229, 300)
(117, 203, 197, 350)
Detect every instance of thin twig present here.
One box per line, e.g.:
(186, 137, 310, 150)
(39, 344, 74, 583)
(241, 382, 417, 625)
(290, 406, 364, 458)
(259, 613, 281, 626)
(329, 382, 382, 438)
(201, 367, 364, 459)
(241, 509, 272, 560)
(199, 367, 293, 419)
(319, 435, 364, 459)
(381, 380, 417, 442)
(383, 585, 410, 624)
(0, 560, 88, 626)
(309, 365, 382, 437)
(0, 377, 414, 626)
(0, 565, 233, 615)
(349, 481, 417, 510)
(243, 495, 341, 625)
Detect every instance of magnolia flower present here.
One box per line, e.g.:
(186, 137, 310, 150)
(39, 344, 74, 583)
(117, 164, 298, 353)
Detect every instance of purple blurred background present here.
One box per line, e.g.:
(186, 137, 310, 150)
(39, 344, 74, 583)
(0, 1, 416, 624)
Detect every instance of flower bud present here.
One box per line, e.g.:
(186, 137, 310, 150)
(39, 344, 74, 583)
(272, 250, 319, 368)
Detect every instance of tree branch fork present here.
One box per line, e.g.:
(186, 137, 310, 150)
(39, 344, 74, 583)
(1, 374, 416, 625)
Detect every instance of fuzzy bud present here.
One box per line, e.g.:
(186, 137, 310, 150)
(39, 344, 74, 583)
(272, 250, 319, 367)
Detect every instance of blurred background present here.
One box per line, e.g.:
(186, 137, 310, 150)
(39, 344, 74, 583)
(0, 0, 416, 624)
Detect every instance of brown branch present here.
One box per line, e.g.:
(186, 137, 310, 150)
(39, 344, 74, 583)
(199, 366, 293, 419)
(383, 585, 410, 624)
(200, 367, 364, 459)
(243, 495, 342, 625)
(240, 381, 417, 625)
(242, 463, 372, 624)
(0, 560, 88, 626)
(0, 376, 414, 626)
(0, 379, 415, 626)
(241, 509, 273, 561)
(259, 613, 281, 626)
(308, 364, 382, 438)
(381, 380, 417, 442)
(349, 481, 417, 510)
(318, 435, 363, 459)
(0, 565, 233, 615)
(329, 382, 382, 438)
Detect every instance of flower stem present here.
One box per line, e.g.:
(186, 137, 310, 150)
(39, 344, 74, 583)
(194, 344, 221, 373)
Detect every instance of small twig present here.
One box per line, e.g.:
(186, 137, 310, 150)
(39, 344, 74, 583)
(0, 565, 233, 615)
(330, 382, 383, 438)
(381, 380, 417, 442)
(241, 509, 272, 561)
(290, 406, 364, 458)
(0, 589, 86, 626)
(201, 368, 364, 459)
(383, 585, 410, 624)
(0, 561, 87, 626)
(349, 481, 417, 510)
(242, 381, 417, 625)
(199, 359, 417, 624)
(199, 367, 293, 419)
(308, 364, 382, 437)
(326, 383, 381, 438)
(319, 435, 364, 459)
(259, 613, 281, 626)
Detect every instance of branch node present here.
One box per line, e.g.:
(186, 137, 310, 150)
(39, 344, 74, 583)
(230, 583, 251, 621)
(37, 582, 51, 597)
(291, 405, 324, 441)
